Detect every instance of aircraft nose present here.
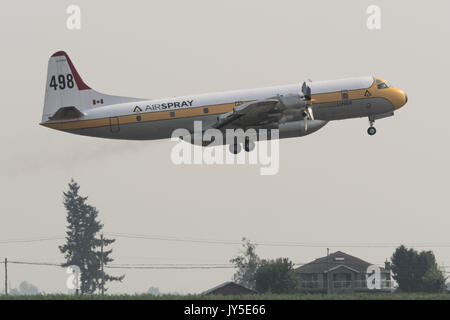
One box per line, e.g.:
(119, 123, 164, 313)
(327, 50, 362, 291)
(394, 89, 408, 110)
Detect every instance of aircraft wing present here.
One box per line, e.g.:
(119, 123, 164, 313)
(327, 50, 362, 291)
(214, 99, 282, 130)
(213, 90, 312, 130)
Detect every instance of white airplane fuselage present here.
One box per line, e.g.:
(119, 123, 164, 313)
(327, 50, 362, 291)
(41, 52, 408, 144)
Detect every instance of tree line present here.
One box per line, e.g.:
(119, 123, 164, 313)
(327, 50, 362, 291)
(229, 238, 448, 294)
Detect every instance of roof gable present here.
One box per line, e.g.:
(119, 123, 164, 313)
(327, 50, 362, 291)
(202, 282, 257, 295)
(296, 251, 373, 274)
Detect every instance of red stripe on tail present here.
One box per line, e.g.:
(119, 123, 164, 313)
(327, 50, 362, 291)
(51, 51, 91, 90)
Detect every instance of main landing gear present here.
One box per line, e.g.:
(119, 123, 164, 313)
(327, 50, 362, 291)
(229, 137, 256, 154)
(229, 143, 241, 154)
(367, 117, 376, 136)
(244, 138, 255, 152)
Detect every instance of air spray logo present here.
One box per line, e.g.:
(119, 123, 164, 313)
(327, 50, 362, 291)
(66, 265, 81, 290)
(366, 264, 381, 289)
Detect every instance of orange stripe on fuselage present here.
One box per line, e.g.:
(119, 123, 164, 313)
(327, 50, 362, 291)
(42, 78, 399, 131)
(41, 101, 241, 131)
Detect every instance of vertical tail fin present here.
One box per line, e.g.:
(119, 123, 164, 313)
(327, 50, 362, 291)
(42, 51, 145, 123)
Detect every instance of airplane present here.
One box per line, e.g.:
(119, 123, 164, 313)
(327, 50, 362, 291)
(41, 51, 408, 153)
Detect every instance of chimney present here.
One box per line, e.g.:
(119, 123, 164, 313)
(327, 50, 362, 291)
(384, 260, 391, 271)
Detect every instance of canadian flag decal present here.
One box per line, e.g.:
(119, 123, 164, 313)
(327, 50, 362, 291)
(93, 99, 104, 105)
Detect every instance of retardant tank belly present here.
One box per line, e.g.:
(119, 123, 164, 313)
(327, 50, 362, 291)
(279, 120, 328, 139)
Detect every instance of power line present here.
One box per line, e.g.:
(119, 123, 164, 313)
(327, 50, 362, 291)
(105, 232, 241, 245)
(105, 265, 235, 270)
(0, 236, 64, 244)
(105, 232, 450, 248)
(108, 263, 234, 266)
(1, 232, 449, 249)
(8, 261, 62, 267)
(3, 259, 449, 272)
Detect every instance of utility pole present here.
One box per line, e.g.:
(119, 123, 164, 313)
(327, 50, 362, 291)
(100, 234, 104, 296)
(326, 248, 329, 294)
(75, 266, 79, 296)
(4, 258, 7, 296)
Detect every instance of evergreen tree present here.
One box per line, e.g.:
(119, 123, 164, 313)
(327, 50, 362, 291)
(59, 179, 123, 294)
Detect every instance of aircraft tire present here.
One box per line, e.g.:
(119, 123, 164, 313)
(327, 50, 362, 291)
(244, 140, 255, 152)
(229, 143, 241, 154)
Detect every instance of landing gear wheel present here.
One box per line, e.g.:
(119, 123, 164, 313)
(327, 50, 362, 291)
(367, 126, 376, 136)
(229, 143, 241, 154)
(244, 139, 255, 152)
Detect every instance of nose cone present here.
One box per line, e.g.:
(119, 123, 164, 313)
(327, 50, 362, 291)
(394, 89, 408, 110)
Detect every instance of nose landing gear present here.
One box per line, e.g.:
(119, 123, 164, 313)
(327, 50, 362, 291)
(367, 117, 376, 136)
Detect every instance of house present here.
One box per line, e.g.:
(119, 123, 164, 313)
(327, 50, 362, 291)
(202, 281, 257, 296)
(295, 251, 392, 294)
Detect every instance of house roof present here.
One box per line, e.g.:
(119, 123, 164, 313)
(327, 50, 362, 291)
(201, 281, 257, 295)
(295, 251, 380, 274)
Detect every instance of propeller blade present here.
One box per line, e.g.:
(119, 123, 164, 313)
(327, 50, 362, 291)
(308, 106, 314, 120)
(302, 82, 311, 100)
(301, 82, 314, 132)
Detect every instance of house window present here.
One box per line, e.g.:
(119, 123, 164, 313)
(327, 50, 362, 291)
(359, 273, 367, 288)
(301, 274, 321, 289)
(333, 273, 351, 288)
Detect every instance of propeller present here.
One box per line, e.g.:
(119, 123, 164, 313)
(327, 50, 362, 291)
(301, 82, 314, 131)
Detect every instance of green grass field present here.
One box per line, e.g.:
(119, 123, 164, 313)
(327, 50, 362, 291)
(1, 293, 449, 300)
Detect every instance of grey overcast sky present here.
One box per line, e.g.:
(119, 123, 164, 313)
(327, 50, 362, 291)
(1, 0, 449, 294)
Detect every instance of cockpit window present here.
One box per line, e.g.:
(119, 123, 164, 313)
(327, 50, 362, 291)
(377, 81, 391, 89)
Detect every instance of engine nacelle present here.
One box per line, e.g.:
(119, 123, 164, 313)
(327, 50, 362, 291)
(279, 119, 328, 139)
